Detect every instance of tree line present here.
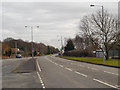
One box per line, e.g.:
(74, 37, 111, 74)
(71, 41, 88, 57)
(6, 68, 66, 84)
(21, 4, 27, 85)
(2, 37, 58, 57)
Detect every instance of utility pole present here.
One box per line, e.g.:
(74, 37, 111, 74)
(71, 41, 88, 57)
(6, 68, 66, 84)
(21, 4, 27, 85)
(102, 6, 105, 63)
(25, 26, 39, 60)
(90, 4, 105, 63)
(118, 2, 120, 59)
(31, 27, 34, 59)
(15, 41, 17, 55)
(61, 36, 64, 55)
(58, 35, 64, 55)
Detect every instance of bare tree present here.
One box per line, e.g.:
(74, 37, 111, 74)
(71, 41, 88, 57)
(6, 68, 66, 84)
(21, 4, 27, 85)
(73, 35, 98, 51)
(80, 10, 119, 60)
(73, 35, 84, 50)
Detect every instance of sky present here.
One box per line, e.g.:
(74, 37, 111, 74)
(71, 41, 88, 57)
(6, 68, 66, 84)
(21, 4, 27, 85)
(0, 0, 119, 49)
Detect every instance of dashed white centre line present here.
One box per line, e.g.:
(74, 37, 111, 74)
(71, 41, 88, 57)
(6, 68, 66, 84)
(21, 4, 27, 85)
(87, 67, 90, 69)
(49, 60, 52, 62)
(51, 61, 54, 63)
(49, 60, 54, 63)
(65, 67, 73, 71)
(55, 63, 58, 65)
(75, 71, 88, 77)
(37, 72, 45, 89)
(93, 78, 118, 89)
(59, 65, 64, 67)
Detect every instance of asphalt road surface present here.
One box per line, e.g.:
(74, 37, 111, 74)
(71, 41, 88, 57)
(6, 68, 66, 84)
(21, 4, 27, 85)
(2, 55, 119, 89)
(2, 57, 42, 88)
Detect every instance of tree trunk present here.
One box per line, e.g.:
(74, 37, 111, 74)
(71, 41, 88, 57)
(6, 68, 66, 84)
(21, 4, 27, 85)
(105, 50, 109, 60)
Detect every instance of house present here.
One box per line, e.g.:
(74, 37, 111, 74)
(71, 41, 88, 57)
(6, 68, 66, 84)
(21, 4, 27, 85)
(11, 48, 24, 54)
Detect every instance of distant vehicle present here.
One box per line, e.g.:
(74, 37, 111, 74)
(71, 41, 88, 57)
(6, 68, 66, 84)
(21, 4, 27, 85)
(58, 52, 61, 55)
(16, 54, 22, 58)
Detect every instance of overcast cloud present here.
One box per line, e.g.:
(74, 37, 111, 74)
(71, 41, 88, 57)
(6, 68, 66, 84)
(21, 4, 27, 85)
(1, 1, 118, 48)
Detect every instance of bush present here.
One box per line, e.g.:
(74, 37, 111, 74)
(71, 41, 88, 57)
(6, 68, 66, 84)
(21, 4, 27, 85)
(63, 50, 94, 57)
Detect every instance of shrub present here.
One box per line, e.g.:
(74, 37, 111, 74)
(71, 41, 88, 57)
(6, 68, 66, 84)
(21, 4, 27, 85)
(63, 50, 94, 57)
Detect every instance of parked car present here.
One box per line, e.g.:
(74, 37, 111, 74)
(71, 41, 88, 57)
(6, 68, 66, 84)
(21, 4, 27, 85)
(16, 54, 22, 58)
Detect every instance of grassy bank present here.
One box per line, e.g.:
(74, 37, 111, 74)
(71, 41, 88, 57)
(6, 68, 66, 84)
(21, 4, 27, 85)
(58, 55, 120, 67)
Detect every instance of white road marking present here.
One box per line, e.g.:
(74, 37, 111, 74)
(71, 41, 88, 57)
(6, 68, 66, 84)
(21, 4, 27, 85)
(36, 60, 41, 72)
(93, 78, 118, 89)
(48, 60, 54, 64)
(65, 67, 72, 71)
(87, 67, 90, 69)
(50, 61, 53, 63)
(59, 65, 63, 67)
(104, 71, 118, 76)
(46, 55, 118, 89)
(87, 67, 98, 71)
(37, 72, 45, 89)
(115, 85, 120, 88)
(70, 63, 98, 71)
(50, 60, 54, 63)
(75, 71, 88, 77)
(49, 60, 52, 62)
(70, 63, 84, 67)
(90, 68, 98, 71)
(55, 63, 58, 65)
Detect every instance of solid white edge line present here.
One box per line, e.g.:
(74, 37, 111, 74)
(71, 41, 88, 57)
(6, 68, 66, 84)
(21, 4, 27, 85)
(87, 67, 99, 71)
(93, 78, 118, 89)
(37, 72, 45, 89)
(104, 71, 118, 76)
(36, 60, 41, 72)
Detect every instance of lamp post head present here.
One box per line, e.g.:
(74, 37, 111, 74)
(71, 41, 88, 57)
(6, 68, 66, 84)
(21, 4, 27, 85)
(37, 26, 39, 28)
(90, 5, 95, 7)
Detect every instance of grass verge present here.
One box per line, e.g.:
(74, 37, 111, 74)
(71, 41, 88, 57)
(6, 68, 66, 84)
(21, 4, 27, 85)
(58, 55, 120, 67)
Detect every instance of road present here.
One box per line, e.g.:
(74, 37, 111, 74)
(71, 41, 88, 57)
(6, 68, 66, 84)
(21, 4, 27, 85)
(2, 55, 119, 89)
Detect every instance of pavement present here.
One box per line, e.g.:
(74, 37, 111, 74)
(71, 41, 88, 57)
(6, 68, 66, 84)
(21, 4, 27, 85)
(13, 58, 36, 73)
(2, 55, 119, 89)
(2, 58, 42, 88)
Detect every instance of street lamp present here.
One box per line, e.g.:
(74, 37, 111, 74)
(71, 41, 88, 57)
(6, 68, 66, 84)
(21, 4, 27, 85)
(90, 5, 95, 7)
(25, 26, 39, 59)
(57, 35, 64, 55)
(90, 4, 105, 63)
